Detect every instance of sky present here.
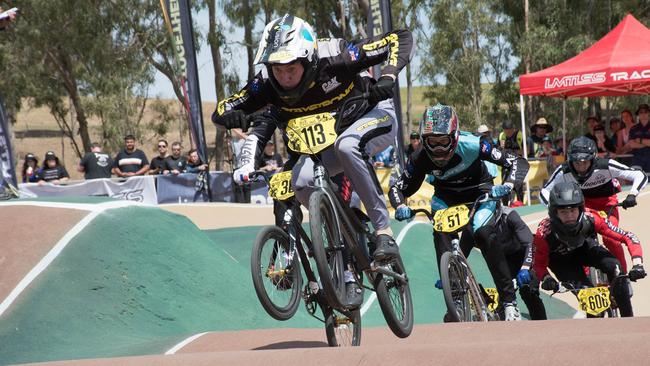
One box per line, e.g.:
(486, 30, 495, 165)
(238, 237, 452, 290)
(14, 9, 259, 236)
(151, 9, 420, 102)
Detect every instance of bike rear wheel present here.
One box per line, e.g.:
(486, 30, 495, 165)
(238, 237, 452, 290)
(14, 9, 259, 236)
(324, 307, 361, 346)
(251, 226, 302, 321)
(374, 257, 414, 338)
(309, 190, 347, 309)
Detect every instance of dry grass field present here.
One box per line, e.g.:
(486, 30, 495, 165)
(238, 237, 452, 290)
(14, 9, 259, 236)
(11, 87, 431, 181)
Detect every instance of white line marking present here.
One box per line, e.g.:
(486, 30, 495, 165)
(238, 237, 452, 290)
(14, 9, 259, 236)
(222, 249, 239, 263)
(360, 221, 429, 317)
(165, 332, 208, 355)
(0, 200, 140, 317)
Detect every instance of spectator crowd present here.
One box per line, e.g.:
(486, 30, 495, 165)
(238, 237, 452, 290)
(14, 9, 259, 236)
(19, 103, 650, 202)
(21, 135, 211, 185)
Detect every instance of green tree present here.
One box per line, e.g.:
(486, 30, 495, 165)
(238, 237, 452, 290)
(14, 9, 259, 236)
(420, 0, 511, 131)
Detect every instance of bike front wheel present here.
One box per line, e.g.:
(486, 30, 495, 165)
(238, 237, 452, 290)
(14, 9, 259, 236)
(250, 226, 302, 321)
(324, 307, 361, 346)
(440, 252, 489, 322)
(374, 257, 414, 338)
(309, 190, 347, 309)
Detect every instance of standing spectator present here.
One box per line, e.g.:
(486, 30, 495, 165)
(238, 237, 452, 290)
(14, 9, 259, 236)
(112, 134, 149, 178)
(37, 151, 69, 185)
(608, 117, 622, 148)
(0, 7, 18, 30)
(149, 139, 169, 175)
(22, 153, 39, 183)
(476, 124, 496, 145)
(498, 120, 523, 156)
(583, 116, 600, 144)
(164, 142, 187, 175)
(405, 131, 421, 160)
(499, 120, 524, 205)
(528, 117, 553, 157)
(185, 149, 208, 173)
(627, 103, 650, 172)
(593, 124, 616, 157)
(255, 140, 283, 177)
(78, 142, 113, 180)
(616, 109, 635, 154)
(372, 145, 395, 168)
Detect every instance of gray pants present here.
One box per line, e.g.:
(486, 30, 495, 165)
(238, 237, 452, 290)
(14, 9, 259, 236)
(292, 99, 397, 231)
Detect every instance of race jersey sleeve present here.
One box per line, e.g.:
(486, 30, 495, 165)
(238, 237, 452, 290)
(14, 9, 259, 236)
(212, 71, 270, 121)
(388, 150, 431, 208)
(478, 139, 529, 185)
(532, 220, 552, 279)
(607, 159, 648, 195)
(508, 210, 534, 268)
(540, 164, 566, 206)
(592, 211, 644, 260)
(343, 29, 413, 78)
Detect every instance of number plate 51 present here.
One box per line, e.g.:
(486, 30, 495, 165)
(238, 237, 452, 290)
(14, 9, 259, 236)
(433, 205, 470, 233)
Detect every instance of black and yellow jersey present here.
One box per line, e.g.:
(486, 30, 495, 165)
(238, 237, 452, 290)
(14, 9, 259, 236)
(212, 29, 413, 132)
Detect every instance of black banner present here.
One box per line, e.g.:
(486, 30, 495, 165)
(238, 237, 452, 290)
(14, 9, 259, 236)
(366, 0, 406, 168)
(164, 0, 207, 164)
(0, 94, 17, 188)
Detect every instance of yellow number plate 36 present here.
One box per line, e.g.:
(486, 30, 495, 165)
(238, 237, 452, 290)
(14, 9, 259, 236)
(268, 171, 294, 201)
(286, 113, 338, 154)
(577, 287, 611, 316)
(433, 205, 470, 233)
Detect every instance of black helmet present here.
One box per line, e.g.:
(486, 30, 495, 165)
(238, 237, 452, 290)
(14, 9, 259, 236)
(567, 136, 596, 179)
(254, 14, 319, 106)
(548, 182, 586, 245)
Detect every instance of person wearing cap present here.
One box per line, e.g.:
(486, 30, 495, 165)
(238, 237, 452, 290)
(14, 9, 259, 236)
(405, 131, 421, 159)
(593, 123, 615, 157)
(255, 140, 284, 179)
(112, 134, 149, 178)
(626, 103, 650, 172)
(476, 124, 497, 146)
(78, 142, 113, 180)
(528, 117, 553, 157)
(36, 151, 69, 185)
(21, 153, 39, 183)
(498, 120, 523, 156)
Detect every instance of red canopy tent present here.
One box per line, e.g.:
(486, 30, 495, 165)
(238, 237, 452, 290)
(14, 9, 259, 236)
(517, 14, 650, 204)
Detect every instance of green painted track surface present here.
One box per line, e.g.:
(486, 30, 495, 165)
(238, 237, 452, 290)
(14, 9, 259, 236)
(0, 205, 573, 365)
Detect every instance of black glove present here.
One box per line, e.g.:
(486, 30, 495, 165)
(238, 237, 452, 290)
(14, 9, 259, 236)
(541, 275, 558, 291)
(621, 194, 637, 209)
(369, 76, 395, 104)
(628, 264, 647, 281)
(213, 109, 247, 130)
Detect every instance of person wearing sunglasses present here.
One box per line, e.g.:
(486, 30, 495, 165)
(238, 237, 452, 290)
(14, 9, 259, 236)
(148, 139, 169, 175)
(389, 104, 530, 321)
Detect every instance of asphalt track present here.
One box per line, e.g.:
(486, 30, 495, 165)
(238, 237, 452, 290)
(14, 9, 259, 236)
(1, 190, 649, 365)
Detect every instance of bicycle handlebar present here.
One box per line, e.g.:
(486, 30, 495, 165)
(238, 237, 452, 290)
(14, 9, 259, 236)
(408, 192, 498, 222)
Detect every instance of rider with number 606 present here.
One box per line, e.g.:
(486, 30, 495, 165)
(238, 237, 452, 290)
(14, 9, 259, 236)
(212, 14, 413, 305)
(388, 105, 530, 321)
(527, 182, 645, 319)
(541, 136, 647, 274)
